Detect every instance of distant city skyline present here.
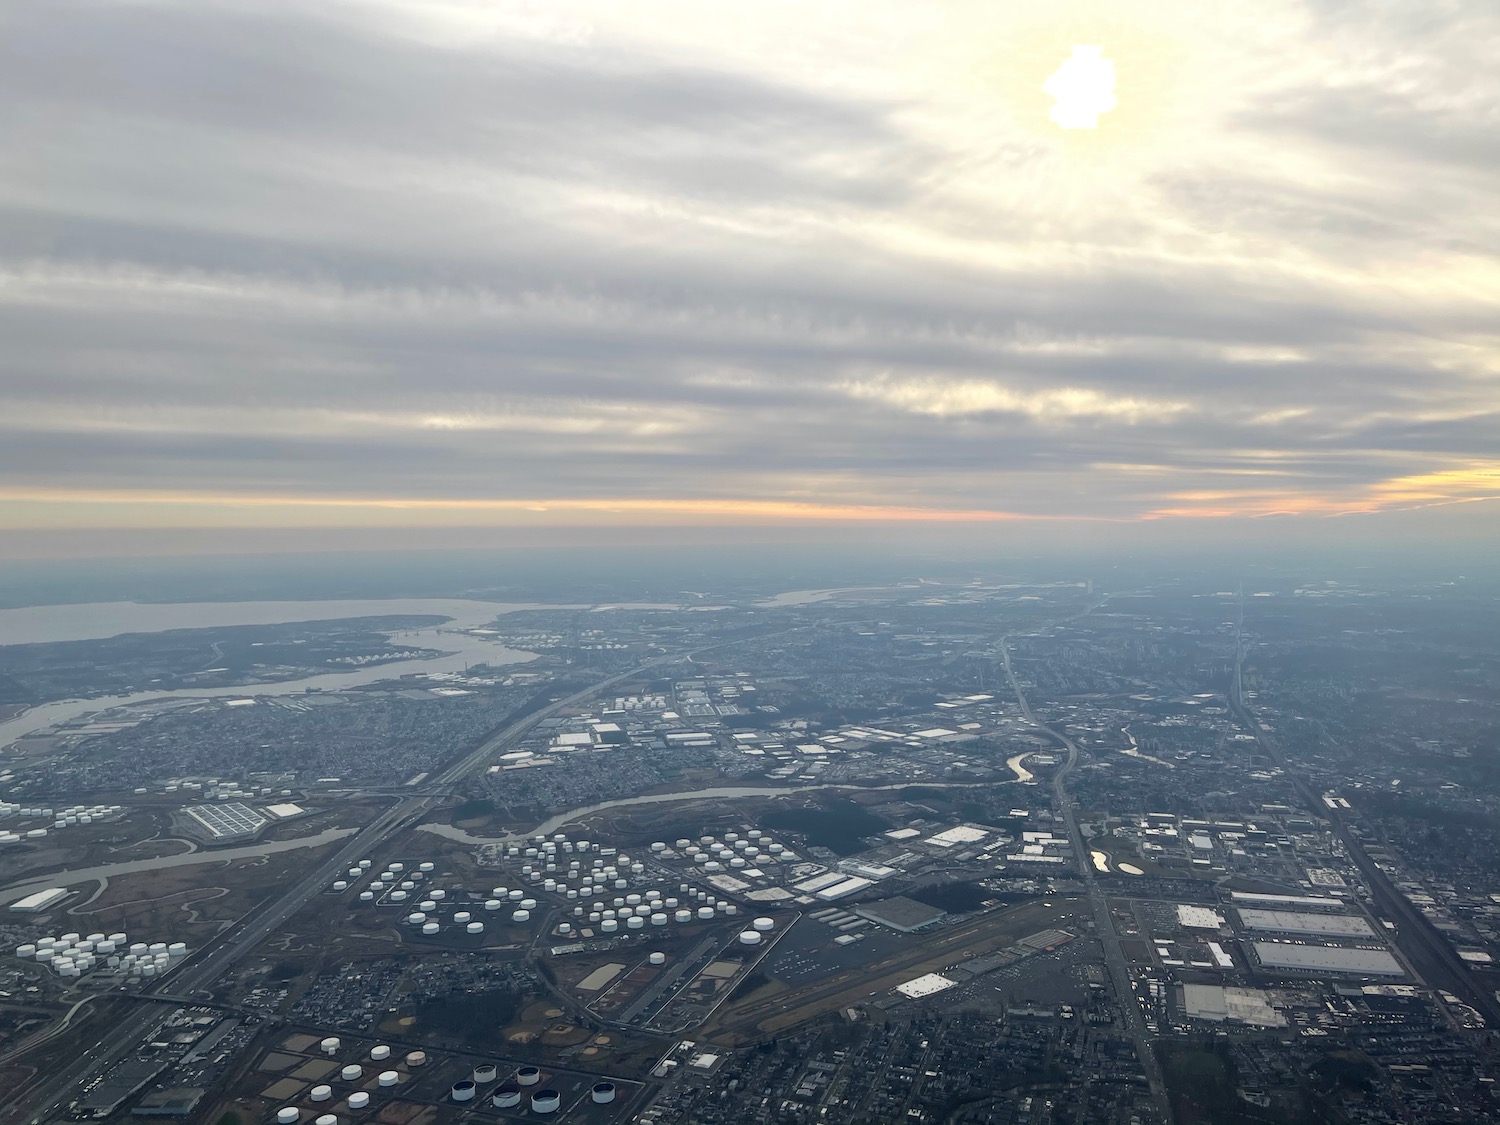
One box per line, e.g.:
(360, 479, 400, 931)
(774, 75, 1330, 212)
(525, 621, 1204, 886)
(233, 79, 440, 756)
(3, 0, 1497, 557)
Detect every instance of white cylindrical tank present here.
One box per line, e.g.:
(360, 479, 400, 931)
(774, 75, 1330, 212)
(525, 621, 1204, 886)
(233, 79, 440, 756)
(627, 916, 644, 929)
(315, 1116, 337, 1125)
(697, 907, 715, 920)
(473, 1063, 498, 1084)
(531, 1088, 562, 1114)
(15, 944, 35, 958)
(650, 913, 667, 926)
(485, 899, 501, 911)
(309, 1084, 333, 1101)
(753, 916, 775, 932)
(675, 910, 692, 923)
(592, 1081, 617, 1104)
(276, 1109, 299, 1124)
(370, 1044, 391, 1061)
(347, 1091, 370, 1110)
(451, 1080, 476, 1102)
(340, 1065, 362, 1081)
(649, 951, 666, 965)
(332, 881, 348, 892)
(359, 891, 374, 902)
(517, 1066, 542, 1086)
(600, 919, 619, 933)
(511, 910, 530, 923)
(422, 920, 440, 935)
(493, 1085, 522, 1108)
(378, 1070, 398, 1087)
(454, 911, 471, 924)
(406, 1051, 427, 1068)
(389, 890, 407, 903)
(406, 913, 426, 925)
(739, 930, 763, 945)
(467, 922, 484, 934)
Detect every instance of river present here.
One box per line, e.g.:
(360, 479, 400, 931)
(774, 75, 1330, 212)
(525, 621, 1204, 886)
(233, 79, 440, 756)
(418, 771, 1032, 842)
(0, 827, 356, 904)
(0, 599, 572, 750)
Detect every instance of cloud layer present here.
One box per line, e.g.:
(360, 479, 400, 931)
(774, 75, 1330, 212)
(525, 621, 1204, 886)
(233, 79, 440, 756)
(3, 0, 1498, 540)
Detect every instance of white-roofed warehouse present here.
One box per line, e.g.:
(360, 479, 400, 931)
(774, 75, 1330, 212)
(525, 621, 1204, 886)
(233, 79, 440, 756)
(1251, 943, 1403, 978)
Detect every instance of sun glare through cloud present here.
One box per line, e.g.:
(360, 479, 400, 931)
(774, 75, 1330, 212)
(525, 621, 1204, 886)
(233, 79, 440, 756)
(1043, 45, 1118, 129)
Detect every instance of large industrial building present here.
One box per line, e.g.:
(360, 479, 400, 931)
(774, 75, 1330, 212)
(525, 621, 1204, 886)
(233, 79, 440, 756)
(9, 887, 68, 912)
(1251, 942, 1404, 978)
(854, 896, 948, 933)
(1230, 891, 1348, 913)
(182, 802, 268, 842)
(1237, 909, 1376, 939)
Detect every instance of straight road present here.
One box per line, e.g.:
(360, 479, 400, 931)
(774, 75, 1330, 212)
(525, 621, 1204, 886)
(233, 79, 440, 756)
(9, 625, 806, 1122)
(999, 626, 1172, 1124)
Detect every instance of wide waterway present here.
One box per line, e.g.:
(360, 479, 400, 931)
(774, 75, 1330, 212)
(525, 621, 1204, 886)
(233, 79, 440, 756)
(419, 773, 1030, 843)
(0, 598, 565, 750)
(0, 827, 357, 904)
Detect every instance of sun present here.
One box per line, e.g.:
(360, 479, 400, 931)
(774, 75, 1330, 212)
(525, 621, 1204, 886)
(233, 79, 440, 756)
(1043, 45, 1118, 129)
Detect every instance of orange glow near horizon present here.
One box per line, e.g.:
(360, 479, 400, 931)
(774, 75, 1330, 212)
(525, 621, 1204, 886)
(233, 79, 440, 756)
(3, 465, 1499, 530)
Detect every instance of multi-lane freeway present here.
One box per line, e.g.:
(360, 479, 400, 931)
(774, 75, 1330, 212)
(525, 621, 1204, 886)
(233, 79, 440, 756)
(999, 626, 1172, 1124)
(8, 629, 804, 1122)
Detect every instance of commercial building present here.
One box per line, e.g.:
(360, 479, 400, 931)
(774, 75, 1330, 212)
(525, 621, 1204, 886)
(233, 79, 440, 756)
(854, 897, 948, 933)
(1176, 905, 1225, 930)
(182, 802, 267, 842)
(9, 887, 69, 912)
(1251, 942, 1404, 978)
(1230, 892, 1346, 913)
(1237, 909, 1375, 939)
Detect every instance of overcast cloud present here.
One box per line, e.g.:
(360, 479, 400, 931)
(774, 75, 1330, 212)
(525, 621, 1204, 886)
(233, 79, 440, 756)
(2, 0, 1497, 543)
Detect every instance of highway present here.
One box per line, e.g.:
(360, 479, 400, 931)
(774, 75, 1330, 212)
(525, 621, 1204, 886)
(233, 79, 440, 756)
(7, 629, 808, 1123)
(999, 627, 1173, 1124)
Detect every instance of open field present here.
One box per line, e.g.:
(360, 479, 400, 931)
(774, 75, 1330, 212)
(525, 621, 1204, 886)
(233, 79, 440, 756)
(699, 898, 1086, 1045)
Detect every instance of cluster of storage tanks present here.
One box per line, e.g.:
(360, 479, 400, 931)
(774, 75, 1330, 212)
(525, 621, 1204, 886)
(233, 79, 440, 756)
(332, 857, 441, 903)
(13, 931, 187, 979)
(449, 1060, 617, 1113)
(274, 1039, 426, 1123)
(738, 915, 778, 945)
(652, 829, 787, 874)
(339, 828, 778, 941)
(275, 1046, 616, 1120)
(0, 802, 124, 844)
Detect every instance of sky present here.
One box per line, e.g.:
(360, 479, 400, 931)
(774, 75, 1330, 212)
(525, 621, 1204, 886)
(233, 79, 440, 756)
(2, 0, 1497, 558)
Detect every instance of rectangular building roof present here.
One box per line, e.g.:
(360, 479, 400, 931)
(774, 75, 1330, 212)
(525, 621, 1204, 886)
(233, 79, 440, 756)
(1238, 909, 1375, 938)
(1252, 942, 1403, 977)
(10, 887, 68, 912)
(1176, 905, 1225, 930)
(184, 802, 267, 840)
(1231, 891, 1345, 911)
